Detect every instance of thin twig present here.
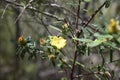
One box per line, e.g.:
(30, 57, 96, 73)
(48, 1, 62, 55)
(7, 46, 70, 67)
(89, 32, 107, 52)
(14, 0, 34, 23)
(14, 4, 30, 23)
(40, 18, 53, 35)
(42, 3, 82, 20)
(73, 71, 100, 78)
(4, 0, 23, 7)
(70, 0, 81, 80)
(1, 4, 9, 19)
(4, 0, 64, 22)
(83, 1, 106, 27)
(78, 1, 107, 36)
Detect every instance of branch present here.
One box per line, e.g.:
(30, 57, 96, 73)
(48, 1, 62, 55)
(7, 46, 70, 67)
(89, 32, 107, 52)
(42, 3, 82, 20)
(73, 72, 98, 78)
(78, 1, 107, 36)
(1, 4, 9, 19)
(14, 3, 30, 23)
(4, 0, 64, 22)
(40, 18, 53, 35)
(70, 0, 81, 80)
(73, 71, 111, 79)
(83, 1, 106, 27)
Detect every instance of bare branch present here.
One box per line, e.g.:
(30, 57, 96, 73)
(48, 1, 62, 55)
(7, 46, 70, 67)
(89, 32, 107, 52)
(83, 1, 106, 27)
(70, 0, 81, 80)
(42, 3, 82, 20)
(1, 4, 9, 19)
(14, 4, 29, 23)
(4, 0, 64, 22)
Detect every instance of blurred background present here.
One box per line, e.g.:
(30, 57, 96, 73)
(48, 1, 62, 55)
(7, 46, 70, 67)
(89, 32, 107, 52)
(0, 0, 120, 80)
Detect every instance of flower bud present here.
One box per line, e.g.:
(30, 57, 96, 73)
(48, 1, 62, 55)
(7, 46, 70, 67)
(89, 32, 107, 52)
(18, 36, 25, 45)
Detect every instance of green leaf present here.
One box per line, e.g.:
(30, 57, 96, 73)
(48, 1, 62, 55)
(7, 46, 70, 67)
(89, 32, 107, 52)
(26, 36, 32, 42)
(70, 59, 85, 68)
(94, 33, 113, 39)
(116, 37, 120, 43)
(105, 0, 111, 8)
(77, 44, 86, 55)
(20, 48, 26, 59)
(87, 39, 103, 47)
(91, 24, 105, 33)
(82, 28, 90, 37)
(82, 0, 92, 2)
(27, 42, 36, 49)
(66, 3, 78, 6)
(61, 77, 67, 80)
(104, 42, 117, 49)
(49, 25, 62, 32)
(75, 61, 85, 68)
(94, 74, 101, 80)
(28, 53, 35, 60)
(113, 35, 120, 44)
(46, 46, 53, 49)
(73, 38, 92, 43)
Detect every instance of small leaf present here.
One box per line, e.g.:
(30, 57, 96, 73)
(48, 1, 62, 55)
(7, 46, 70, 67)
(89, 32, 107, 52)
(94, 74, 101, 80)
(61, 77, 67, 80)
(104, 42, 117, 49)
(116, 37, 120, 43)
(70, 59, 85, 68)
(82, 28, 90, 37)
(73, 38, 92, 43)
(20, 49, 26, 59)
(82, 0, 91, 2)
(77, 44, 86, 55)
(75, 61, 85, 68)
(46, 46, 53, 49)
(87, 39, 103, 47)
(27, 42, 36, 49)
(26, 36, 32, 42)
(49, 25, 62, 32)
(105, 0, 111, 8)
(94, 33, 113, 39)
(92, 24, 105, 33)
(66, 3, 78, 6)
(28, 53, 33, 60)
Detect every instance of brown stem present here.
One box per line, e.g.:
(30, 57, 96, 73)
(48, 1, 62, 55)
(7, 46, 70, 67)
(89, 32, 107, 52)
(75, 0, 81, 30)
(83, 1, 106, 27)
(79, 1, 107, 35)
(70, 0, 81, 80)
(70, 1, 107, 80)
(70, 50, 78, 80)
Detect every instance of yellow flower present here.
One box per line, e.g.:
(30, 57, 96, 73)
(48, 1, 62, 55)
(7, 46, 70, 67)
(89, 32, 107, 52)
(50, 36, 67, 49)
(106, 19, 119, 34)
(110, 19, 116, 27)
(18, 36, 25, 45)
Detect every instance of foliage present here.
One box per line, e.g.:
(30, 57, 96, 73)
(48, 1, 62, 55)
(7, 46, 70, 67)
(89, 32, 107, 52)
(1, 0, 120, 80)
